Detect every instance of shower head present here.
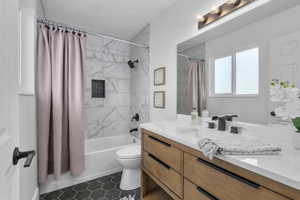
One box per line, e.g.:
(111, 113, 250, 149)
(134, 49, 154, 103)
(128, 59, 139, 69)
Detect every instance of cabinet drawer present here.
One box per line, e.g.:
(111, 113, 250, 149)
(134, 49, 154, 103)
(184, 153, 289, 200)
(143, 151, 183, 197)
(143, 133, 182, 172)
(184, 179, 219, 200)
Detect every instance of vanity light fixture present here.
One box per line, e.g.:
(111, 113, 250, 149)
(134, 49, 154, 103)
(197, 0, 256, 30)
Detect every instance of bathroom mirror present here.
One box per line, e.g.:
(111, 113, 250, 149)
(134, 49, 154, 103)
(177, 3, 300, 124)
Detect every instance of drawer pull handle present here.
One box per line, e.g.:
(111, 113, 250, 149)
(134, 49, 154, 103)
(148, 135, 171, 147)
(148, 153, 170, 169)
(197, 187, 219, 200)
(197, 158, 260, 189)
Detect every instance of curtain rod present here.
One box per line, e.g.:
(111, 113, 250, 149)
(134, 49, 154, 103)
(37, 19, 149, 49)
(178, 53, 205, 62)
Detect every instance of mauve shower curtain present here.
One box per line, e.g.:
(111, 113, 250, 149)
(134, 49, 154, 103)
(37, 25, 86, 183)
(187, 60, 207, 115)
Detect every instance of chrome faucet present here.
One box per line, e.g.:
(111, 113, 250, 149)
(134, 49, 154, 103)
(212, 114, 238, 131)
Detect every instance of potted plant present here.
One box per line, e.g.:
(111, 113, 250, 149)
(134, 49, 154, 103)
(270, 79, 300, 149)
(292, 117, 300, 149)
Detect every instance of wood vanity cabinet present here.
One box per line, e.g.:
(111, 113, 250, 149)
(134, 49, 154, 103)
(141, 129, 300, 200)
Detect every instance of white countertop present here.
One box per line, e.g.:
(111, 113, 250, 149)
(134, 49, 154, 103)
(140, 118, 300, 190)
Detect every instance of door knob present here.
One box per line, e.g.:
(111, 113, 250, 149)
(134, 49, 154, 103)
(12, 147, 36, 168)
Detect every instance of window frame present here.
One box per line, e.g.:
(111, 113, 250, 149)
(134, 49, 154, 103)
(209, 46, 260, 98)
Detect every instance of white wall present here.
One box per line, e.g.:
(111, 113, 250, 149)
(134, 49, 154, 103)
(149, 0, 251, 121)
(180, 44, 205, 59)
(36, 0, 45, 19)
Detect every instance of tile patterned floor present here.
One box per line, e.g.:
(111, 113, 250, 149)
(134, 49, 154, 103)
(40, 172, 140, 200)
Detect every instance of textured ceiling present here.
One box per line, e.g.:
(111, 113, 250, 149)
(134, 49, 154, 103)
(42, 0, 177, 40)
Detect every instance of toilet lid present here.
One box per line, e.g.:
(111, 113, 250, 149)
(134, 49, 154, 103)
(116, 144, 141, 159)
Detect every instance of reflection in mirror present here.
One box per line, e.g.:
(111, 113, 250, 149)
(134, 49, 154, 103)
(177, 4, 300, 124)
(177, 44, 206, 116)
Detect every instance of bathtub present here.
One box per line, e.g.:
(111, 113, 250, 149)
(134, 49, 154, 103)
(40, 135, 139, 194)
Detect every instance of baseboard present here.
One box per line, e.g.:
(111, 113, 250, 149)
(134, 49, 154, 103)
(40, 168, 122, 194)
(32, 188, 39, 200)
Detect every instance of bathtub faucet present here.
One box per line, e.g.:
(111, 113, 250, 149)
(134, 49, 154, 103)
(129, 128, 138, 133)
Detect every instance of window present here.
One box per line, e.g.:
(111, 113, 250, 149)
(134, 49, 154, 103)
(212, 47, 259, 96)
(214, 56, 232, 94)
(236, 48, 259, 95)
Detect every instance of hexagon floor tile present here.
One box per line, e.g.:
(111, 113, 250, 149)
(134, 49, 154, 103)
(40, 172, 140, 200)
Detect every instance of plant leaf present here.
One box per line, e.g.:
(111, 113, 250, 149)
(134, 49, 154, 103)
(292, 117, 300, 132)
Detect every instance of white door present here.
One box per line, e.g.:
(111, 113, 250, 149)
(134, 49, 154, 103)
(0, 0, 22, 199)
(19, 0, 39, 199)
(0, 0, 38, 200)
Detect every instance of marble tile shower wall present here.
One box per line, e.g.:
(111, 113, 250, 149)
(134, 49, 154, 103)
(85, 36, 132, 139)
(85, 27, 150, 140)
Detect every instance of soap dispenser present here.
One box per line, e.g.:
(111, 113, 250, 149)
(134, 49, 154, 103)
(201, 109, 209, 118)
(191, 108, 199, 125)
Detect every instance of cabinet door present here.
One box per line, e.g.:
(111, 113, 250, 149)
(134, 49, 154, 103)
(144, 133, 182, 172)
(184, 153, 289, 200)
(143, 151, 183, 197)
(184, 179, 219, 200)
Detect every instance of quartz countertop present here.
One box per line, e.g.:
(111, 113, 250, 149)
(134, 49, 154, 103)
(140, 118, 300, 190)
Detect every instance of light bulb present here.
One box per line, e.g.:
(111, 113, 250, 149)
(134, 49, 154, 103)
(227, 0, 241, 6)
(197, 15, 206, 23)
(227, 0, 236, 4)
(210, 6, 221, 15)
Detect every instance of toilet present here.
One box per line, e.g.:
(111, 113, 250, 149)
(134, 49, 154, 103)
(116, 144, 141, 190)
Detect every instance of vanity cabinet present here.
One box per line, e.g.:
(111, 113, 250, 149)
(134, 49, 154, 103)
(141, 129, 300, 200)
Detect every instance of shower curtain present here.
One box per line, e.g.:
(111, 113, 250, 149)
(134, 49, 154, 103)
(188, 60, 207, 115)
(37, 24, 86, 183)
(178, 56, 207, 115)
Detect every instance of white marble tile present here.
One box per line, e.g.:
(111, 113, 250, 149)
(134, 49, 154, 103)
(85, 36, 132, 139)
(104, 93, 131, 107)
(87, 106, 129, 139)
(85, 28, 149, 140)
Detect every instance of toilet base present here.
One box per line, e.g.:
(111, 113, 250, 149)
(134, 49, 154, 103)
(120, 168, 141, 190)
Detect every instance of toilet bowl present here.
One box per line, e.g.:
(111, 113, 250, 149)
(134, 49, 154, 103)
(116, 144, 141, 190)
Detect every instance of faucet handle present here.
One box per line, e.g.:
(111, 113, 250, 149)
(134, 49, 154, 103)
(226, 114, 238, 121)
(211, 116, 219, 121)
